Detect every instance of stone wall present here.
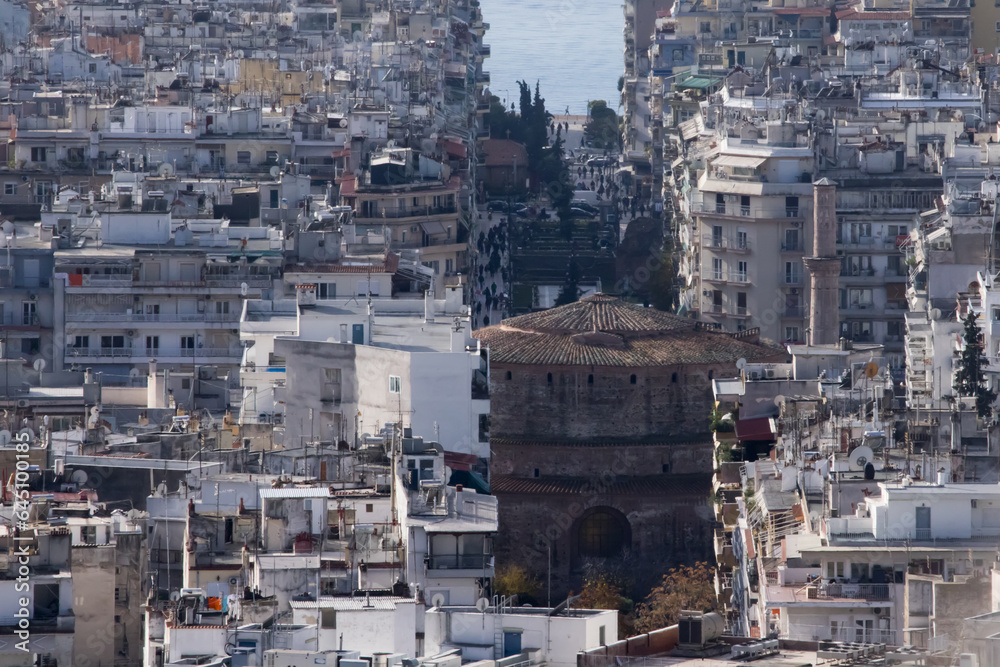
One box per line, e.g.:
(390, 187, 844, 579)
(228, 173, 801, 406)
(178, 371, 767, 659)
(489, 362, 736, 440)
(491, 441, 712, 478)
(495, 482, 714, 599)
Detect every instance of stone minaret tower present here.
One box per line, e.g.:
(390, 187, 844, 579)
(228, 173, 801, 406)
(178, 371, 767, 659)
(805, 178, 840, 346)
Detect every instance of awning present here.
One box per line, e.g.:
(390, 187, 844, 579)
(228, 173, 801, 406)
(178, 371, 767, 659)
(444, 450, 479, 471)
(676, 74, 723, 90)
(736, 417, 776, 441)
(713, 155, 766, 169)
(420, 221, 446, 235)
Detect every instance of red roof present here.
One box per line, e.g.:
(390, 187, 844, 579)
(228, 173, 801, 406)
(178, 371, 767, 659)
(772, 6, 830, 16)
(444, 450, 478, 471)
(338, 175, 357, 196)
(444, 139, 468, 159)
(735, 417, 775, 442)
(836, 8, 909, 19)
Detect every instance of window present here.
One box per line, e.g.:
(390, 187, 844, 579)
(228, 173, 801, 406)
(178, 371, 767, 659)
(31, 147, 48, 163)
(506, 371, 512, 380)
(995, 20, 1000, 31)
(736, 261, 748, 283)
(365, 503, 374, 513)
(700, 21, 711, 33)
(578, 509, 627, 558)
(785, 196, 799, 217)
(22, 301, 36, 325)
(662, 463, 670, 473)
(101, 335, 125, 350)
(269, 189, 279, 209)
(237, 151, 251, 165)
(146, 335, 159, 352)
(181, 378, 191, 389)
(784, 326, 800, 342)
(712, 225, 723, 247)
(534, 468, 540, 478)
(547, 372, 553, 384)
(3, 183, 14, 196)
(785, 261, 801, 284)
(81, 525, 97, 545)
(740, 195, 750, 216)
(736, 230, 747, 249)
(318, 283, 336, 299)
(21, 338, 39, 355)
(35, 181, 52, 205)
(588, 374, 594, 384)
(630, 374, 637, 384)
(712, 258, 724, 281)
(180, 336, 195, 350)
(216, 301, 230, 314)
(478, 413, 490, 441)
(671, 373, 678, 383)
(389, 375, 401, 393)
(72, 335, 89, 349)
(89, 63, 97, 74)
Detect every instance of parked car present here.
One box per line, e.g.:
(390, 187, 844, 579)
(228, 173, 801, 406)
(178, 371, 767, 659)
(487, 200, 509, 213)
(570, 201, 599, 215)
(570, 207, 598, 219)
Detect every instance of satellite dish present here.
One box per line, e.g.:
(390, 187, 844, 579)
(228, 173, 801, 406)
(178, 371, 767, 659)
(241, 282, 249, 296)
(475, 597, 489, 612)
(773, 394, 786, 407)
(930, 308, 943, 321)
(736, 358, 747, 371)
(129, 368, 141, 379)
(849, 445, 875, 472)
(0, 430, 11, 447)
(269, 165, 281, 179)
(33, 358, 46, 373)
(70, 469, 89, 485)
(169, 591, 182, 602)
(340, 118, 348, 128)
(18, 428, 35, 442)
(430, 593, 446, 608)
(158, 163, 175, 178)
(865, 362, 879, 378)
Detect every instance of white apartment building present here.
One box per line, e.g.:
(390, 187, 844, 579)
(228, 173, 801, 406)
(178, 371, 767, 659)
(680, 121, 814, 343)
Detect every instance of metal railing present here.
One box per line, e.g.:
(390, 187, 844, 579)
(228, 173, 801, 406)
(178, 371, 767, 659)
(820, 582, 892, 601)
(66, 312, 239, 323)
(703, 234, 750, 252)
(426, 554, 492, 570)
(67, 347, 238, 359)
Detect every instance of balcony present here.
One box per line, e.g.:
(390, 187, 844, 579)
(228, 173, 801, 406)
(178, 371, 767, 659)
(67, 347, 239, 360)
(783, 306, 805, 318)
(698, 202, 804, 220)
(705, 271, 751, 285)
(782, 273, 803, 285)
(426, 553, 493, 570)
(65, 312, 240, 323)
(780, 242, 804, 252)
(841, 267, 878, 279)
(703, 234, 750, 253)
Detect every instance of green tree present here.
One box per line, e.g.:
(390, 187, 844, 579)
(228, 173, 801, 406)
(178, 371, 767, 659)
(632, 562, 718, 634)
(487, 94, 522, 143)
(555, 256, 581, 305)
(647, 248, 676, 312)
(494, 564, 541, 605)
(585, 100, 622, 150)
(954, 311, 998, 419)
(573, 572, 635, 638)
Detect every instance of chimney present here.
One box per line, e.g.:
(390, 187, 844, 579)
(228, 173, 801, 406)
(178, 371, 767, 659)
(424, 288, 435, 323)
(805, 178, 840, 346)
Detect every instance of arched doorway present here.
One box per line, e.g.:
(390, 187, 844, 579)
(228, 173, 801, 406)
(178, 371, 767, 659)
(575, 507, 631, 562)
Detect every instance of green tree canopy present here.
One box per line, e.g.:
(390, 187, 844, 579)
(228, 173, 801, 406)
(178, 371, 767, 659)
(955, 311, 998, 419)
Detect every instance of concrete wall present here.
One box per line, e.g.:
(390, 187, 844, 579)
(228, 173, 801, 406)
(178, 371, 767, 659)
(71, 546, 117, 667)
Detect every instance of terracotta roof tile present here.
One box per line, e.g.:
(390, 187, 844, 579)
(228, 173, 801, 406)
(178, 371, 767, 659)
(475, 294, 785, 367)
(492, 473, 711, 496)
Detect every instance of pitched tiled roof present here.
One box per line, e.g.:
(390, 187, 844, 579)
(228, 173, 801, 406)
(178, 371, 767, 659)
(475, 294, 784, 367)
(491, 473, 711, 496)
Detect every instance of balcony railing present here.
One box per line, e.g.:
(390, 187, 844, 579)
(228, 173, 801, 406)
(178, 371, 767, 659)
(783, 306, 805, 318)
(703, 234, 750, 252)
(699, 203, 802, 219)
(819, 582, 892, 602)
(780, 242, 804, 252)
(705, 271, 751, 284)
(67, 347, 238, 359)
(65, 312, 240, 323)
(426, 554, 493, 570)
(783, 273, 803, 285)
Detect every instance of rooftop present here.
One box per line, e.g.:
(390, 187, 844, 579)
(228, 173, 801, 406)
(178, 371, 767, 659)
(475, 294, 784, 367)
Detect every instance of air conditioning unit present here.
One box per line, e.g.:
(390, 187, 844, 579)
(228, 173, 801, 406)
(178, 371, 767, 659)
(127, 330, 136, 338)
(17, 399, 30, 408)
(765, 369, 776, 378)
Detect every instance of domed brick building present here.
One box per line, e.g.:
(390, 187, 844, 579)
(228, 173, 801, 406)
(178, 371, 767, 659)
(474, 293, 786, 596)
